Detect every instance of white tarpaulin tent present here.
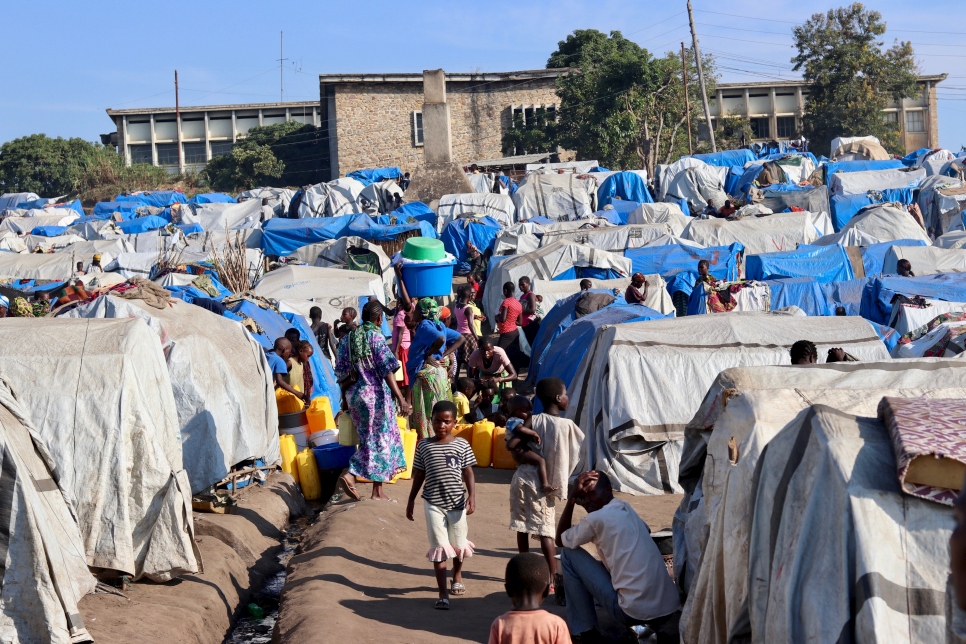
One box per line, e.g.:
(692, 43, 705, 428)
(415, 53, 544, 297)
(513, 173, 597, 221)
(891, 300, 966, 336)
(936, 229, 966, 250)
(829, 167, 927, 197)
(883, 245, 966, 275)
(0, 253, 74, 280)
(748, 405, 952, 642)
(53, 239, 134, 268)
(107, 251, 209, 279)
(676, 360, 966, 643)
(65, 297, 281, 493)
(826, 204, 931, 246)
(538, 223, 671, 252)
(184, 228, 263, 252)
(254, 264, 386, 323)
(482, 241, 632, 320)
(533, 275, 675, 317)
(0, 318, 200, 581)
(0, 213, 79, 235)
(830, 135, 881, 156)
(0, 378, 97, 644)
(437, 193, 515, 230)
(626, 203, 690, 236)
(0, 192, 40, 212)
(236, 187, 295, 217)
(683, 211, 834, 254)
(22, 234, 85, 252)
(286, 236, 393, 302)
(568, 312, 891, 495)
(664, 163, 729, 211)
(655, 158, 705, 202)
(182, 199, 262, 230)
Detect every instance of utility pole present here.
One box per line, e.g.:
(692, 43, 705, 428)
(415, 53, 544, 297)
(175, 70, 183, 172)
(277, 31, 287, 103)
(681, 42, 693, 155)
(687, 0, 716, 152)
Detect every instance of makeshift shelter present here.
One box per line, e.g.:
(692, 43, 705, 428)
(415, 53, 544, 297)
(347, 167, 402, 186)
(0, 213, 79, 235)
(532, 275, 674, 318)
(664, 163, 728, 212)
(830, 137, 891, 161)
(918, 174, 966, 236)
(116, 190, 187, 208)
(64, 297, 281, 493)
(512, 173, 597, 221)
(752, 185, 830, 217)
(829, 187, 917, 231)
(822, 204, 931, 247)
(440, 216, 502, 273)
(182, 200, 262, 230)
(655, 157, 705, 202)
(0, 192, 40, 211)
(236, 187, 296, 218)
(830, 167, 926, 197)
(676, 360, 965, 643)
(569, 313, 890, 494)
(0, 253, 74, 280)
(0, 318, 200, 581)
(595, 171, 653, 208)
(287, 236, 393, 300)
(761, 277, 830, 316)
(861, 273, 966, 325)
(538, 223, 671, 252)
(746, 244, 856, 283)
(260, 213, 434, 257)
(936, 230, 966, 250)
(892, 312, 966, 356)
(883, 245, 966, 276)
(188, 192, 235, 205)
(297, 178, 366, 219)
(683, 211, 834, 254)
(688, 281, 772, 315)
(253, 264, 387, 325)
(624, 241, 743, 302)
(482, 241, 632, 320)
(437, 193, 516, 230)
(625, 203, 690, 236)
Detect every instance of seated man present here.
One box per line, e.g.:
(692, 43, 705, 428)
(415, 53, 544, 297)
(556, 471, 680, 643)
(717, 200, 737, 218)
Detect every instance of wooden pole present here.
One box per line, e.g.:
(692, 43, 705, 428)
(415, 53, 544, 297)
(687, 0, 716, 152)
(681, 42, 693, 155)
(175, 70, 183, 172)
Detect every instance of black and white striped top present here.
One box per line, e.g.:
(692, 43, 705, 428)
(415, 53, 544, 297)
(413, 437, 476, 511)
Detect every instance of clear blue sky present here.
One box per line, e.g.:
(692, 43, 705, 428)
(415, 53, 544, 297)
(3, 0, 964, 151)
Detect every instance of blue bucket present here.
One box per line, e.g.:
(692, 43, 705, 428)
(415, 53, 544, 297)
(400, 257, 456, 298)
(312, 443, 356, 471)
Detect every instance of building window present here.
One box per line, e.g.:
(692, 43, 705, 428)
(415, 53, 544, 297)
(210, 141, 233, 158)
(412, 111, 423, 147)
(906, 110, 925, 133)
(183, 142, 207, 164)
(883, 111, 899, 125)
(156, 143, 179, 166)
(750, 117, 770, 140)
(776, 116, 796, 139)
(129, 144, 152, 164)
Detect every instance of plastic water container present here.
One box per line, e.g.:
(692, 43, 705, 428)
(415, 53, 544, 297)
(337, 411, 358, 446)
(313, 443, 357, 471)
(307, 397, 336, 433)
(279, 434, 300, 484)
(296, 448, 323, 500)
(471, 420, 494, 468)
(397, 415, 408, 432)
(279, 410, 310, 449)
(397, 427, 419, 480)
(452, 423, 473, 441)
(400, 256, 457, 298)
(309, 429, 339, 448)
(491, 426, 517, 470)
(276, 387, 305, 415)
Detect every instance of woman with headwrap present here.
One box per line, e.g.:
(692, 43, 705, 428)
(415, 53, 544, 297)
(335, 299, 412, 501)
(406, 297, 465, 438)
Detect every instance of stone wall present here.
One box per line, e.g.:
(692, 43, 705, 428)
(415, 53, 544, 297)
(331, 79, 559, 175)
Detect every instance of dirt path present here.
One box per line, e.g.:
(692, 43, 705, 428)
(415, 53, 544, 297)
(275, 468, 681, 644)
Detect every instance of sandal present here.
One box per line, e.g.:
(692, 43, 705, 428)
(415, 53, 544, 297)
(450, 581, 466, 596)
(434, 598, 450, 610)
(338, 476, 361, 501)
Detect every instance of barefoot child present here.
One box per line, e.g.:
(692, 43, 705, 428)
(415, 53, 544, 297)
(406, 400, 477, 610)
(488, 553, 571, 644)
(508, 379, 584, 601)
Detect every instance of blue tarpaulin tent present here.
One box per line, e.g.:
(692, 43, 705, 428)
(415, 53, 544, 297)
(18, 199, 85, 215)
(115, 215, 169, 234)
(347, 167, 402, 187)
(830, 187, 916, 230)
(92, 201, 140, 217)
(164, 273, 231, 304)
(625, 242, 744, 296)
(594, 200, 641, 225)
(692, 149, 758, 195)
(821, 278, 872, 316)
(861, 274, 966, 324)
(188, 193, 236, 205)
(178, 222, 205, 235)
(746, 245, 855, 283)
(529, 290, 623, 379)
(859, 239, 930, 277)
(260, 213, 436, 256)
(440, 217, 502, 273)
(29, 226, 68, 237)
(115, 191, 187, 208)
(824, 160, 905, 184)
(380, 202, 437, 228)
(596, 172, 653, 208)
(764, 277, 831, 316)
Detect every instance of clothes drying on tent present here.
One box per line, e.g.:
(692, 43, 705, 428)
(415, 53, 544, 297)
(688, 281, 772, 315)
(440, 216, 502, 274)
(861, 273, 966, 325)
(746, 244, 856, 283)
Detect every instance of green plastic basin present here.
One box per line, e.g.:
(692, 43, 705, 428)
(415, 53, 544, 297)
(402, 237, 445, 261)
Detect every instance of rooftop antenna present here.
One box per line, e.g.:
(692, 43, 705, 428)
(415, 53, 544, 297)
(277, 31, 287, 103)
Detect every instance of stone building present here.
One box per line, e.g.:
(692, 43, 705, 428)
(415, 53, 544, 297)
(318, 69, 564, 181)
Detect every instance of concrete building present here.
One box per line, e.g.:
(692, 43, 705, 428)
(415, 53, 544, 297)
(707, 75, 946, 153)
(104, 101, 320, 173)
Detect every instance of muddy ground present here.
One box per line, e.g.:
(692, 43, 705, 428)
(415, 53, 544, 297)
(275, 468, 681, 644)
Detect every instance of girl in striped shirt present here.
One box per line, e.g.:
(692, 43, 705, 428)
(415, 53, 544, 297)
(406, 400, 477, 610)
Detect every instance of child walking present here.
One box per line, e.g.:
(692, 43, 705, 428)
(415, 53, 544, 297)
(406, 400, 477, 610)
(488, 553, 571, 644)
(507, 378, 584, 602)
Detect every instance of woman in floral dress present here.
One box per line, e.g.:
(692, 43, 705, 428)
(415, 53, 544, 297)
(335, 300, 412, 501)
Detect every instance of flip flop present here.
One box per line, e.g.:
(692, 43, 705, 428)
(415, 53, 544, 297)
(450, 581, 465, 596)
(434, 598, 450, 610)
(338, 476, 361, 501)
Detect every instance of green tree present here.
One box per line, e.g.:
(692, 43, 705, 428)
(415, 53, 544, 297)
(502, 107, 559, 156)
(203, 143, 284, 192)
(0, 134, 96, 195)
(714, 114, 754, 150)
(792, 3, 919, 156)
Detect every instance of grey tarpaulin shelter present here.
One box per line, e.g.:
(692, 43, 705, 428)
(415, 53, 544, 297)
(0, 378, 96, 643)
(683, 210, 834, 255)
(568, 313, 891, 495)
(677, 359, 966, 643)
(0, 318, 200, 582)
(512, 173, 597, 221)
(437, 193, 515, 230)
(64, 297, 281, 493)
(538, 223, 672, 253)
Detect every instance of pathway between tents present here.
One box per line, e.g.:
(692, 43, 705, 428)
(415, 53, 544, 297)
(275, 468, 681, 643)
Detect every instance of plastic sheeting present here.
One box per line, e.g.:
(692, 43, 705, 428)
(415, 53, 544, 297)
(0, 318, 200, 581)
(115, 215, 169, 234)
(513, 173, 597, 221)
(827, 204, 931, 247)
(387, 201, 437, 229)
(65, 297, 281, 493)
(440, 216, 502, 273)
(683, 211, 833, 255)
(756, 185, 830, 217)
(0, 253, 74, 280)
(596, 171, 653, 208)
(568, 313, 890, 494)
(188, 193, 236, 205)
(676, 360, 963, 642)
(260, 213, 433, 256)
(763, 277, 830, 315)
(625, 203, 690, 236)
(830, 167, 926, 198)
(0, 192, 40, 211)
(829, 186, 916, 230)
(346, 167, 402, 186)
(437, 193, 516, 230)
(820, 277, 872, 316)
(883, 245, 966, 276)
(182, 200, 262, 230)
(0, 213, 79, 235)
(538, 223, 671, 253)
(116, 191, 187, 208)
(861, 273, 966, 324)
(746, 244, 855, 283)
(532, 276, 674, 319)
(482, 241, 632, 321)
(625, 242, 743, 297)
(664, 163, 728, 212)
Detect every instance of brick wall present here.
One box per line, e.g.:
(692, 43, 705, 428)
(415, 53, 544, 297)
(330, 79, 559, 175)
